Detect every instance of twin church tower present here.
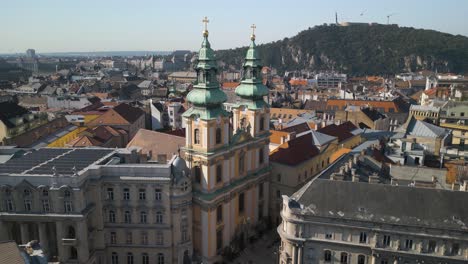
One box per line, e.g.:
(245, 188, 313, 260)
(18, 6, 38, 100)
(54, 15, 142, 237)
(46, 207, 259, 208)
(182, 17, 271, 263)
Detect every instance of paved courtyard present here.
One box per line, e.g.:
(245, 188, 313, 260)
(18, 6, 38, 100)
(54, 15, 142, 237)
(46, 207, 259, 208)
(227, 230, 280, 264)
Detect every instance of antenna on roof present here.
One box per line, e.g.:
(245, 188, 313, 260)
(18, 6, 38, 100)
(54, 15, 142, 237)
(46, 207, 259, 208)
(335, 12, 338, 24)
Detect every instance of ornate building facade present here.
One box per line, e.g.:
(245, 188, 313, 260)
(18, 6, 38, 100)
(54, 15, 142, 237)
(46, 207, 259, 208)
(182, 22, 271, 263)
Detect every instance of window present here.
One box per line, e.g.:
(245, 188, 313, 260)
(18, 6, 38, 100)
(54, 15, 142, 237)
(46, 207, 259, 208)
(64, 201, 73, 213)
(216, 164, 222, 183)
(452, 243, 460, 255)
(140, 211, 147, 224)
(194, 166, 201, 183)
(383, 235, 391, 247)
(259, 182, 264, 198)
(216, 205, 223, 223)
(324, 250, 332, 262)
(24, 199, 32, 211)
(259, 148, 264, 164)
(340, 252, 348, 263)
(141, 232, 148, 245)
(107, 188, 114, 200)
(238, 192, 245, 214)
(325, 233, 332, 239)
(359, 232, 367, 243)
(24, 189, 31, 197)
(428, 240, 436, 253)
(181, 220, 188, 242)
(127, 252, 134, 264)
(260, 117, 265, 131)
(277, 174, 281, 182)
(381, 260, 388, 264)
(239, 155, 245, 174)
(216, 229, 223, 252)
(42, 189, 49, 197)
(194, 129, 200, 144)
(126, 232, 133, 244)
(461, 112, 465, 117)
(156, 211, 163, 223)
(358, 255, 365, 264)
(156, 231, 163, 245)
(124, 211, 132, 223)
(157, 253, 164, 264)
(123, 188, 130, 200)
(5, 199, 13, 211)
(155, 189, 162, 201)
(110, 232, 117, 244)
(181, 181, 189, 192)
(111, 252, 119, 264)
(276, 190, 281, 198)
(258, 202, 264, 219)
(139, 189, 146, 200)
(64, 190, 71, 198)
(109, 210, 116, 223)
(142, 253, 149, 264)
(42, 200, 50, 212)
(405, 239, 413, 250)
(216, 128, 222, 144)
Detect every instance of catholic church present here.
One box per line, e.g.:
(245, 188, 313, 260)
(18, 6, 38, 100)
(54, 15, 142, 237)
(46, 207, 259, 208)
(182, 18, 271, 263)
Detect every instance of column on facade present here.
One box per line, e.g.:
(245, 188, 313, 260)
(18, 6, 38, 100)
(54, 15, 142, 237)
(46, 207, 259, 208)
(291, 244, 298, 264)
(55, 221, 67, 262)
(296, 244, 303, 264)
(393, 257, 399, 264)
(76, 221, 89, 262)
(20, 223, 29, 244)
(370, 254, 377, 264)
(38, 223, 48, 253)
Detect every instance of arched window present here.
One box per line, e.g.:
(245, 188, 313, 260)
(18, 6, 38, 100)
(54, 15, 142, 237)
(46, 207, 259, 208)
(239, 155, 245, 174)
(67, 226, 76, 239)
(194, 129, 200, 144)
(126, 252, 134, 264)
(156, 211, 163, 224)
(324, 250, 331, 262)
(358, 255, 366, 264)
(111, 252, 119, 264)
(70, 247, 78, 259)
(340, 252, 348, 263)
(259, 117, 265, 131)
(109, 210, 116, 223)
(216, 127, 222, 144)
(64, 190, 71, 198)
(259, 148, 264, 164)
(23, 189, 31, 197)
(157, 253, 165, 264)
(140, 211, 147, 224)
(194, 166, 201, 183)
(42, 189, 48, 196)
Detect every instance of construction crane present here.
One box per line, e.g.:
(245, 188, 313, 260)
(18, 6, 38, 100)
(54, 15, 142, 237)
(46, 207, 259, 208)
(387, 13, 396, 24)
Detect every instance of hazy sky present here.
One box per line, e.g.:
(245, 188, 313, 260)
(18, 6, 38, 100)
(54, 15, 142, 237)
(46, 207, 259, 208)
(1, 0, 467, 54)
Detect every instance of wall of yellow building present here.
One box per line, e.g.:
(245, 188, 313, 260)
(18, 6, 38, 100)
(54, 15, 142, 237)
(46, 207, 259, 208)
(47, 127, 87, 147)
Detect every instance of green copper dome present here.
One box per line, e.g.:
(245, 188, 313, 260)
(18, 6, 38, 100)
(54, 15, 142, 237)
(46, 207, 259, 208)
(183, 31, 228, 120)
(235, 38, 269, 106)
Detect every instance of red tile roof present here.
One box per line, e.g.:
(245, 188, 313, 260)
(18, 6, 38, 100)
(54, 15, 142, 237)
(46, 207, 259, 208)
(318, 122, 357, 142)
(270, 133, 320, 166)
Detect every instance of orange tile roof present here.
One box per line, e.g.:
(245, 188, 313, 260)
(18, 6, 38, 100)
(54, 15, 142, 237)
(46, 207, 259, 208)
(222, 82, 240, 89)
(424, 87, 438, 96)
(127, 129, 185, 161)
(269, 130, 291, 145)
(67, 135, 102, 147)
(326, 99, 404, 112)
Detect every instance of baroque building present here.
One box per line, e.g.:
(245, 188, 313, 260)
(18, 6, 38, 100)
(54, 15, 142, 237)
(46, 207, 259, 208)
(0, 148, 192, 264)
(182, 21, 271, 263)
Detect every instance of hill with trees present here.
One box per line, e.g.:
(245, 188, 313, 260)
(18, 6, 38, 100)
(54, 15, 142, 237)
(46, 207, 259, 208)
(215, 24, 468, 76)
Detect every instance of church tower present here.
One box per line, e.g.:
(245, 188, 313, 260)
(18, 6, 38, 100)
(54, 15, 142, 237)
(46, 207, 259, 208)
(183, 20, 270, 263)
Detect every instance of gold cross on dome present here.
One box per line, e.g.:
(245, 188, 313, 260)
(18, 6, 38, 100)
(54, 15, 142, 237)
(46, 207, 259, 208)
(251, 24, 256, 35)
(202, 16, 209, 31)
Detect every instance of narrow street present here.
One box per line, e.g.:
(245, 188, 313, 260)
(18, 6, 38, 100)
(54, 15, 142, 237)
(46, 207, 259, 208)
(228, 230, 280, 264)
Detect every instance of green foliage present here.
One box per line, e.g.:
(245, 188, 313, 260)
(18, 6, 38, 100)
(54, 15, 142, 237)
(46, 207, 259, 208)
(215, 24, 468, 76)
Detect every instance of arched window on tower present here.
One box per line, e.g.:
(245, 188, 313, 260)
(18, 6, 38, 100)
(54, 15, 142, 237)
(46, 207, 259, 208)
(216, 127, 222, 144)
(194, 129, 200, 145)
(259, 116, 265, 131)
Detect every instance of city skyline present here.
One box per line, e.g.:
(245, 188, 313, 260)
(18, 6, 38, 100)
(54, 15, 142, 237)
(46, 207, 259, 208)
(2, 0, 468, 54)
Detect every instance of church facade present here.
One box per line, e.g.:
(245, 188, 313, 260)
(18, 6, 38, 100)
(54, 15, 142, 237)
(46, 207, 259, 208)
(182, 21, 271, 263)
